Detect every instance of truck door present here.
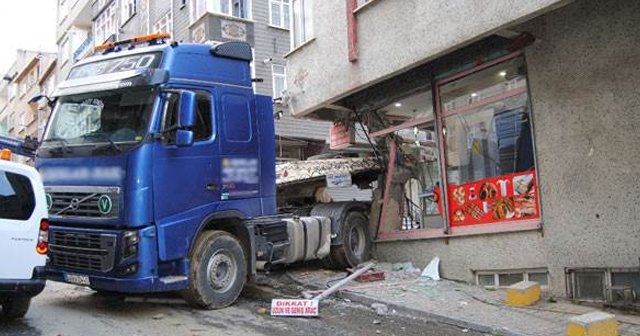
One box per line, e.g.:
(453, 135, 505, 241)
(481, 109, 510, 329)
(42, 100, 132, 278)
(217, 87, 259, 201)
(0, 162, 47, 280)
(152, 89, 219, 260)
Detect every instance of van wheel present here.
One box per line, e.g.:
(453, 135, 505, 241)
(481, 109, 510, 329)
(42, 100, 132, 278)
(322, 211, 371, 269)
(181, 231, 247, 309)
(1, 296, 31, 319)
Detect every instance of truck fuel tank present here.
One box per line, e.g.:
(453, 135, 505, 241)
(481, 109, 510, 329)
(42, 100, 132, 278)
(282, 216, 331, 264)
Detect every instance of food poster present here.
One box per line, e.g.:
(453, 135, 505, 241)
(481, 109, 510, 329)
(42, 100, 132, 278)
(447, 170, 540, 226)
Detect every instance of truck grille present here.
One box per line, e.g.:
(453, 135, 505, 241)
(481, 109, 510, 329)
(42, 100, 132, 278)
(46, 186, 120, 219)
(49, 231, 117, 273)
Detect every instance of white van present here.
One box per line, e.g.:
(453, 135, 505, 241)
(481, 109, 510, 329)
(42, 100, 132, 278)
(0, 157, 47, 319)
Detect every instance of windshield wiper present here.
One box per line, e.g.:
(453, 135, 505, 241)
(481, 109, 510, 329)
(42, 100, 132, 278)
(42, 137, 72, 154)
(97, 138, 122, 153)
(82, 133, 122, 153)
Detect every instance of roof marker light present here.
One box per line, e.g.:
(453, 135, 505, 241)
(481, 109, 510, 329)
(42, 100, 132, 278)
(94, 32, 171, 52)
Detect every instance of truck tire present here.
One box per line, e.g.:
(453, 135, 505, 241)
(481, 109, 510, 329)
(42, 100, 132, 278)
(1, 296, 31, 319)
(322, 211, 371, 269)
(181, 230, 247, 309)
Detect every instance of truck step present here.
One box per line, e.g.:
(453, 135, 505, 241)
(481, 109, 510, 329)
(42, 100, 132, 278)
(159, 276, 188, 284)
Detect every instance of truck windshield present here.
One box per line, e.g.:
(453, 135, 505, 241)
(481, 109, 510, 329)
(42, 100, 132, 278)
(42, 87, 155, 152)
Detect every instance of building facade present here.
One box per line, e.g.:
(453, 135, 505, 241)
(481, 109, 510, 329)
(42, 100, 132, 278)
(56, 0, 331, 161)
(0, 50, 57, 143)
(285, 0, 640, 305)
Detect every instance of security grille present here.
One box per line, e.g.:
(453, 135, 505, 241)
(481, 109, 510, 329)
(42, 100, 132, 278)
(49, 231, 117, 273)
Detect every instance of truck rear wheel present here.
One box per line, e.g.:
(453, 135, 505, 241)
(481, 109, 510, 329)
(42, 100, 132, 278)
(322, 211, 371, 269)
(1, 296, 31, 319)
(181, 230, 247, 309)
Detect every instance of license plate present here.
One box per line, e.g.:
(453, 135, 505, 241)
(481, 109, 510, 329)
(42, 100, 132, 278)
(65, 274, 90, 286)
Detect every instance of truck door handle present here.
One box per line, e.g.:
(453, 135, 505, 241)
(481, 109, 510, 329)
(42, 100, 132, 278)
(206, 183, 218, 191)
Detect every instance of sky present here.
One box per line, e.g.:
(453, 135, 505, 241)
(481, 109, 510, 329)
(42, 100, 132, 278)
(0, 0, 57, 74)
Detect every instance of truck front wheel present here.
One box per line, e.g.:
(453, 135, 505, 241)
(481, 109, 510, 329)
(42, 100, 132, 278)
(181, 230, 247, 309)
(1, 296, 31, 319)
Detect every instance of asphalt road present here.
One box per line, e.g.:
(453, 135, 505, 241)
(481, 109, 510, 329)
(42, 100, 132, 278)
(0, 281, 490, 336)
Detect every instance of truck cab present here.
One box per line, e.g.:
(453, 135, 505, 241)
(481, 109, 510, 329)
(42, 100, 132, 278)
(37, 36, 276, 308)
(35, 34, 372, 309)
(0, 153, 47, 319)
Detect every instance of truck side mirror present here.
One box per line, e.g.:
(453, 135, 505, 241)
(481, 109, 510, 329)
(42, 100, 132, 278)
(178, 91, 197, 128)
(175, 129, 194, 147)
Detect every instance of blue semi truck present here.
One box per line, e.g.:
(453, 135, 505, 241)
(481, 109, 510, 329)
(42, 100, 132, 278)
(2, 34, 374, 309)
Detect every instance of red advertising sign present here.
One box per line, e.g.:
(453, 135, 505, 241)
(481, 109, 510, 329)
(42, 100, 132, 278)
(330, 121, 355, 150)
(447, 170, 540, 226)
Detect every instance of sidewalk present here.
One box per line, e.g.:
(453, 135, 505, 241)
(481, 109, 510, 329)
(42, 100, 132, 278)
(286, 263, 640, 336)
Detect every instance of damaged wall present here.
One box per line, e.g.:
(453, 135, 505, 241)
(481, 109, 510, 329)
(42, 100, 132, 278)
(375, 0, 640, 297)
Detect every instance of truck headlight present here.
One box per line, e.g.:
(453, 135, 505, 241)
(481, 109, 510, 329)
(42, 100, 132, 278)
(123, 230, 139, 258)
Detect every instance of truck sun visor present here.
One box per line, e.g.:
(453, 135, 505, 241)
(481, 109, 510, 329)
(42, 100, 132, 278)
(210, 41, 253, 62)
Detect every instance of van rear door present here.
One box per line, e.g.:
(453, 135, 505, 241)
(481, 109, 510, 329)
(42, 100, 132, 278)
(0, 161, 47, 280)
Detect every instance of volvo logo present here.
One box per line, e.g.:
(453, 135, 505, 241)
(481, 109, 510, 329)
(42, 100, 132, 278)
(69, 198, 81, 211)
(98, 195, 113, 215)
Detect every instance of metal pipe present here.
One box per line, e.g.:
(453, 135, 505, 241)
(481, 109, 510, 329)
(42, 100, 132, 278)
(313, 262, 376, 301)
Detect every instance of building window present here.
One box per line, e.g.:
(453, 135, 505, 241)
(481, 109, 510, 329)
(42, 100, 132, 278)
(438, 55, 540, 227)
(476, 269, 549, 288)
(269, 0, 290, 29)
(8, 84, 17, 101)
(153, 11, 173, 36)
(120, 0, 137, 26)
(272, 64, 287, 98)
(189, 0, 251, 23)
(95, 2, 117, 45)
(291, 0, 312, 48)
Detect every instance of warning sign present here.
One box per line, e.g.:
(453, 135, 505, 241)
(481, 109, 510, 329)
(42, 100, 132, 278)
(270, 299, 319, 317)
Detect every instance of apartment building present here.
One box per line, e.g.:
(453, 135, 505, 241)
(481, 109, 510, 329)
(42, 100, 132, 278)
(56, 0, 331, 161)
(0, 50, 57, 143)
(285, 0, 640, 306)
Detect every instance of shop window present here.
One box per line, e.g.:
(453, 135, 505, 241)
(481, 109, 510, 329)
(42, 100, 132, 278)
(438, 56, 539, 227)
(376, 90, 444, 231)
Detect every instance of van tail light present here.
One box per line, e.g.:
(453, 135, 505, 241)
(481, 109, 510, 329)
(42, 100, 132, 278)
(36, 219, 49, 255)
